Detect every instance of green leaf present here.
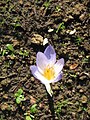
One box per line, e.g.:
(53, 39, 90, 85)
(15, 88, 23, 97)
(16, 95, 24, 104)
(17, 88, 23, 95)
(19, 95, 24, 99)
(44, 1, 50, 8)
(16, 97, 22, 104)
(15, 23, 21, 28)
(15, 93, 19, 97)
(6, 44, 14, 51)
(30, 104, 37, 113)
(19, 51, 24, 55)
(56, 22, 65, 33)
(19, 50, 29, 56)
(2, 50, 7, 56)
(26, 116, 32, 120)
(15, 88, 24, 104)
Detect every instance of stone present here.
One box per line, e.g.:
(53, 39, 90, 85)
(80, 95, 87, 103)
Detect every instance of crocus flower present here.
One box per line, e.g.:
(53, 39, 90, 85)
(30, 45, 64, 96)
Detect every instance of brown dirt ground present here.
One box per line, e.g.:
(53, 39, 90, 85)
(0, 0, 90, 120)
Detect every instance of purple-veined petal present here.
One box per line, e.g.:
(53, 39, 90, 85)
(54, 58, 64, 76)
(52, 71, 63, 83)
(30, 65, 38, 79)
(44, 45, 56, 66)
(36, 52, 49, 74)
(30, 65, 49, 84)
(44, 45, 55, 59)
(44, 83, 53, 97)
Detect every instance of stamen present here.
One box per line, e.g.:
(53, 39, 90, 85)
(43, 66, 55, 80)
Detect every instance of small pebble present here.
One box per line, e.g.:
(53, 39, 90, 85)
(80, 95, 87, 103)
(1, 79, 11, 86)
(79, 75, 87, 80)
(67, 79, 72, 83)
(72, 112, 76, 118)
(48, 28, 54, 32)
(3, 94, 8, 99)
(43, 38, 48, 46)
(53, 84, 59, 90)
(31, 34, 43, 44)
(1, 103, 9, 110)
(79, 13, 86, 21)
(79, 89, 84, 93)
(31, 77, 35, 82)
(69, 29, 76, 35)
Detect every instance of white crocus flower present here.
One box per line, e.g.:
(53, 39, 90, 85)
(30, 45, 64, 96)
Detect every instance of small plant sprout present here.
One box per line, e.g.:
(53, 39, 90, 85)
(30, 45, 64, 97)
(25, 115, 32, 120)
(43, 1, 51, 9)
(15, 88, 25, 104)
(56, 6, 61, 12)
(43, 38, 48, 46)
(19, 49, 29, 57)
(24, 104, 37, 120)
(30, 104, 37, 114)
(1, 44, 15, 56)
(24, 113, 34, 120)
(6, 44, 14, 51)
(75, 36, 83, 45)
(56, 22, 65, 33)
(55, 99, 69, 118)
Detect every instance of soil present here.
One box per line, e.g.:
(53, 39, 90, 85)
(0, 0, 90, 120)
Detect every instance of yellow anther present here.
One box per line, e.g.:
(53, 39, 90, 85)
(43, 66, 55, 80)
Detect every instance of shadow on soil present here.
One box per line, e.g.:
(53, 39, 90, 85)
(47, 93, 55, 120)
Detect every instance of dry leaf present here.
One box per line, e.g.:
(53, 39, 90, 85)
(70, 63, 78, 70)
(12, 40, 19, 46)
(30, 96, 36, 104)
(39, 103, 44, 109)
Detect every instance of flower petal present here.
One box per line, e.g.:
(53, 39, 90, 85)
(30, 65, 49, 84)
(36, 52, 49, 74)
(52, 72, 63, 83)
(54, 58, 64, 75)
(44, 45, 55, 59)
(47, 71, 63, 83)
(45, 83, 53, 97)
(30, 65, 38, 78)
(44, 45, 56, 66)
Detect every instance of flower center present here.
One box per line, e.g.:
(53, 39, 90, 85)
(43, 66, 55, 80)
